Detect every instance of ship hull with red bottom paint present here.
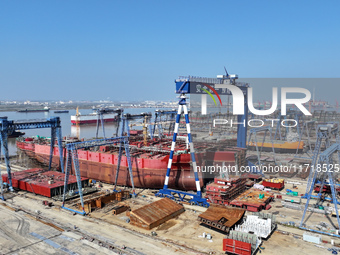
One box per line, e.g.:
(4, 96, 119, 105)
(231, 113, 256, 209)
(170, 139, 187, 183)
(17, 140, 204, 190)
(16, 138, 245, 190)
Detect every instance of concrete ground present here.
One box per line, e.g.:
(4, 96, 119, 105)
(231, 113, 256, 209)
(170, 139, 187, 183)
(0, 203, 115, 255)
(0, 193, 199, 255)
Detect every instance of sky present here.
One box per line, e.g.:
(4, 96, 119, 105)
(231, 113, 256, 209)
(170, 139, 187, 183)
(1, 0, 340, 102)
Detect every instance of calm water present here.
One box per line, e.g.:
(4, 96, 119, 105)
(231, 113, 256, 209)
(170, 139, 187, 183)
(1, 107, 166, 155)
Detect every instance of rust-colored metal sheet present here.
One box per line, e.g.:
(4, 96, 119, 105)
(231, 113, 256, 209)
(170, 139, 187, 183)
(112, 203, 130, 215)
(198, 205, 245, 232)
(230, 188, 274, 212)
(73, 190, 130, 213)
(129, 198, 184, 229)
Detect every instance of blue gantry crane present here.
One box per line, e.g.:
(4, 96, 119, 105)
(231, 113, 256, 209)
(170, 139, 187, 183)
(294, 120, 317, 156)
(0, 117, 64, 200)
(94, 108, 123, 139)
(302, 123, 339, 200)
(156, 71, 249, 206)
(113, 113, 152, 191)
(247, 126, 276, 167)
(61, 115, 138, 215)
(152, 109, 177, 139)
(300, 123, 340, 231)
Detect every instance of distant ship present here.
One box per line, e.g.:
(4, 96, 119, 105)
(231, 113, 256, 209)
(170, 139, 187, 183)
(17, 106, 50, 113)
(71, 108, 119, 125)
(54, 110, 69, 113)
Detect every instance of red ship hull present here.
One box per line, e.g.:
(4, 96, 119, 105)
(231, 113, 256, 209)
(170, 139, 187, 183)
(16, 138, 244, 191)
(17, 140, 204, 190)
(71, 118, 117, 125)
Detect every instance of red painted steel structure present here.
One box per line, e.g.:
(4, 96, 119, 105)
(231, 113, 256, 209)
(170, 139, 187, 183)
(205, 177, 247, 205)
(223, 238, 252, 255)
(314, 183, 340, 194)
(262, 179, 285, 190)
(229, 188, 274, 212)
(2, 168, 88, 197)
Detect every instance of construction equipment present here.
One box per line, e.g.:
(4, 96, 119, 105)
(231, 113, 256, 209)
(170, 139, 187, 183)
(152, 109, 177, 139)
(173, 71, 249, 147)
(0, 117, 64, 200)
(112, 114, 148, 192)
(295, 120, 317, 156)
(94, 108, 123, 138)
(247, 126, 276, 166)
(62, 114, 144, 215)
(123, 112, 152, 137)
(156, 71, 249, 206)
(155, 93, 208, 206)
(300, 123, 340, 230)
(61, 138, 134, 215)
(274, 109, 303, 141)
(143, 115, 148, 146)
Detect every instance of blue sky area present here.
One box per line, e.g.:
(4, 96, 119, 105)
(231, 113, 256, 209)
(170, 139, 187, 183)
(1, 1, 339, 101)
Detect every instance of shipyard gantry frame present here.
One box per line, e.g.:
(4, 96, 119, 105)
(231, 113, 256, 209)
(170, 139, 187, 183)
(274, 109, 303, 141)
(156, 71, 249, 206)
(247, 126, 276, 169)
(155, 93, 209, 206)
(300, 123, 340, 233)
(173, 72, 249, 147)
(152, 109, 177, 139)
(61, 115, 135, 215)
(94, 108, 123, 139)
(0, 117, 64, 200)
